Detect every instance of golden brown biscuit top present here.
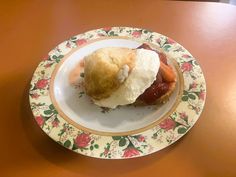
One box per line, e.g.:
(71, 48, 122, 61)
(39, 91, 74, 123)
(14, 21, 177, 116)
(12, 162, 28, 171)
(84, 47, 136, 100)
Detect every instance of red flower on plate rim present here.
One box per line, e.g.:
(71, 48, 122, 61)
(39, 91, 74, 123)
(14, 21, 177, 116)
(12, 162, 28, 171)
(75, 133, 91, 148)
(31, 93, 40, 99)
(179, 112, 188, 120)
(35, 79, 48, 89)
(35, 115, 44, 126)
(103, 27, 112, 32)
(181, 62, 193, 72)
(123, 147, 140, 158)
(132, 31, 142, 38)
(52, 120, 59, 127)
(182, 54, 191, 58)
(199, 91, 205, 101)
(159, 118, 176, 131)
(190, 82, 198, 89)
(137, 135, 145, 142)
(76, 39, 87, 46)
(167, 37, 176, 44)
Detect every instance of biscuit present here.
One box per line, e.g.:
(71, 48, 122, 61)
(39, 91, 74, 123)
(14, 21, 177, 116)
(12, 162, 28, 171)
(84, 47, 136, 100)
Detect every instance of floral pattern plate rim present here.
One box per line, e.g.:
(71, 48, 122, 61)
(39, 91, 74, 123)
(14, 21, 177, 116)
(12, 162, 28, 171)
(29, 27, 206, 159)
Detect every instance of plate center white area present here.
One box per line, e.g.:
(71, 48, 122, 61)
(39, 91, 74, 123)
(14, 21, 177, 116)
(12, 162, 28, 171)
(52, 38, 180, 134)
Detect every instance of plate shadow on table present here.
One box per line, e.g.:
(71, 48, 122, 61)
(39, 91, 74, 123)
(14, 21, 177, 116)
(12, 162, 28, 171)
(20, 78, 186, 176)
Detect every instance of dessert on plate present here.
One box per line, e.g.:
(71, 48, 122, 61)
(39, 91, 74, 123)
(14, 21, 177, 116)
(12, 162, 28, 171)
(83, 43, 176, 109)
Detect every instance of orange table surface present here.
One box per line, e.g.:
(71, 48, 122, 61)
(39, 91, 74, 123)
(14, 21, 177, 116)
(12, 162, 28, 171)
(1, 1, 236, 177)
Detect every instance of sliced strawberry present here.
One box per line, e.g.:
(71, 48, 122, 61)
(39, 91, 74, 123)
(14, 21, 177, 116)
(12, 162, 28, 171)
(159, 61, 176, 82)
(138, 81, 169, 104)
(136, 43, 176, 105)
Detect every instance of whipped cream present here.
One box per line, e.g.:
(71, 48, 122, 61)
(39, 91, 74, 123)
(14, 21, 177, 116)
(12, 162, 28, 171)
(94, 49, 160, 108)
(117, 64, 130, 83)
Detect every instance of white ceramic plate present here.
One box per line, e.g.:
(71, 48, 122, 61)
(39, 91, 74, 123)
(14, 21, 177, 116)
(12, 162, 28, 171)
(29, 27, 206, 159)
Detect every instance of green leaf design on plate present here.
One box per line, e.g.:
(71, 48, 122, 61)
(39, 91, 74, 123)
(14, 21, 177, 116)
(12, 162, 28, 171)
(70, 36, 77, 41)
(58, 129, 65, 136)
(72, 143, 78, 150)
(90, 146, 94, 150)
(58, 55, 64, 59)
(119, 138, 127, 147)
(64, 140, 71, 148)
(94, 144, 99, 149)
(163, 45, 171, 51)
(182, 96, 188, 101)
(44, 110, 52, 115)
(152, 132, 158, 139)
(49, 104, 54, 110)
(175, 122, 182, 127)
(55, 59, 60, 63)
(53, 109, 58, 114)
(108, 31, 118, 36)
(178, 127, 187, 134)
(112, 136, 121, 140)
(52, 55, 57, 59)
(142, 29, 149, 34)
(188, 94, 196, 100)
(183, 90, 188, 95)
